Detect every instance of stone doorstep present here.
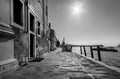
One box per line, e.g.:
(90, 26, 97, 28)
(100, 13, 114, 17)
(0, 58, 16, 65)
(0, 58, 18, 75)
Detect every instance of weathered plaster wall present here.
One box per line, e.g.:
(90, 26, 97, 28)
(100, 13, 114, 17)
(14, 28, 29, 63)
(0, 38, 14, 61)
(0, 0, 10, 24)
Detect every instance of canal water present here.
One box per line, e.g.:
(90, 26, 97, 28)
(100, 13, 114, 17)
(72, 47, 120, 68)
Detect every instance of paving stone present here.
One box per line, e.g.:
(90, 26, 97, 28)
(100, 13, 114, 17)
(1, 48, 120, 79)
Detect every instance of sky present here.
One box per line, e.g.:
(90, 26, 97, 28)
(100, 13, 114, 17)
(48, 0, 120, 46)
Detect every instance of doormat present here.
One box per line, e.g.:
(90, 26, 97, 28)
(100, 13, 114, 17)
(30, 58, 44, 62)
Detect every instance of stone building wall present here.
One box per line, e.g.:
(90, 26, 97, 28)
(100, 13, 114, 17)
(0, 0, 49, 74)
(13, 28, 29, 64)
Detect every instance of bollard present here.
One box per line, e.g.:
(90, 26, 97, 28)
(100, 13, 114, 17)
(90, 46, 94, 58)
(80, 46, 82, 55)
(83, 46, 87, 56)
(97, 46, 101, 61)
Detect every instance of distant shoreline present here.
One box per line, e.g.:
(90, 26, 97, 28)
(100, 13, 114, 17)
(92, 47, 118, 52)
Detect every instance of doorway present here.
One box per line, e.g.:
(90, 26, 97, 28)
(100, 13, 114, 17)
(29, 11, 36, 59)
(30, 34, 35, 58)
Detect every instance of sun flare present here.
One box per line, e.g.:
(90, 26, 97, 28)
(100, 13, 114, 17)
(73, 4, 80, 15)
(72, 2, 83, 16)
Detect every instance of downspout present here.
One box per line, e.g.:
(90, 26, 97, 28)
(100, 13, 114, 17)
(42, 0, 45, 48)
(42, 0, 45, 34)
(25, 0, 29, 62)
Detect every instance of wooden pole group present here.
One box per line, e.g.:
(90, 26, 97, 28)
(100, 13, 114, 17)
(72, 45, 102, 61)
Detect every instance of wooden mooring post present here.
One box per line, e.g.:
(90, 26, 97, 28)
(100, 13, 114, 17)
(97, 46, 101, 61)
(83, 46, 87, 56)
(80, 46, 82, 55)
(71, 45, 102, 61)
(90, 46, 94, 58)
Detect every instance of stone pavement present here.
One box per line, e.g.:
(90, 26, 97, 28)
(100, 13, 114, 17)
(1, 48, 120, 79)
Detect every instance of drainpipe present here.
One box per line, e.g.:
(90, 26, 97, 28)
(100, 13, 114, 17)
(42, 0, 45, 34)
(24, 0, 28, 65)
(42, 0, 45, 48)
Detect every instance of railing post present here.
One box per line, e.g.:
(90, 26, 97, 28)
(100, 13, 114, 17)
(90, 46, 94, 58)
(97, 46, 101, 61)
(80, 46, 82, 55)
(83, 46, 87, 56)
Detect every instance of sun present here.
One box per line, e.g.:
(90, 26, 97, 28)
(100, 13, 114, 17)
(73, 4, 80, 15)
(72, 2, 83, 16)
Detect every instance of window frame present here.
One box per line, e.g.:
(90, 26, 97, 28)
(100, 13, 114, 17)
(28, 9, 37, 34)
(29, 12, 35, 33)
(37, 21, 41, 35)
(10, 0, 25, 30)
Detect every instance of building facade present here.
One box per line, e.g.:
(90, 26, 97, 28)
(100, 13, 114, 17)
(0, 0, 49, 74)
(48, 23, 57, 51)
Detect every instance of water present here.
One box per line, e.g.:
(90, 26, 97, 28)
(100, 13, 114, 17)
(72, 47, 120, 68)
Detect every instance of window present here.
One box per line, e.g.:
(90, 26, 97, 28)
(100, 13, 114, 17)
(30, 13, 35, 32)
(38, 22, 40, 35)
(13, 0, 24, 26)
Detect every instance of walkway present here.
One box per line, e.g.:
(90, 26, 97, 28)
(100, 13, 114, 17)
(1, 48, 120, 79)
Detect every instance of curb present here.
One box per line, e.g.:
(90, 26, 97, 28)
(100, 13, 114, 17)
(80, 54, 120, 73)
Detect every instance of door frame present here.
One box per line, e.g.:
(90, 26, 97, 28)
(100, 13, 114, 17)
(28, 9, 36, 60)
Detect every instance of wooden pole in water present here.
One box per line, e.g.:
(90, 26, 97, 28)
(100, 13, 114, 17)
(83, 46, 87, 56)
(97, 46, 101, 61)
(90, 46, 94, 58)
(80, 46, 82, 55)
(71, 46, 72, 52)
